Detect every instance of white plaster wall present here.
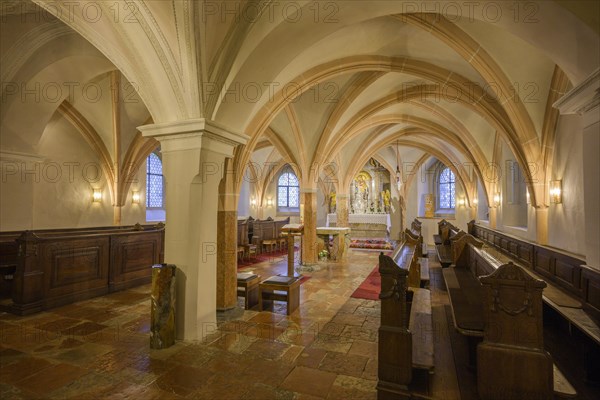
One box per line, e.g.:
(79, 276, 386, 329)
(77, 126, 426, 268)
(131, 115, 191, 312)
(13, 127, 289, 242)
(316, 186, 327, 227)
(547, 114, 586, 257)
(0, 114, 146, 231)
(237, 176, 250, 217)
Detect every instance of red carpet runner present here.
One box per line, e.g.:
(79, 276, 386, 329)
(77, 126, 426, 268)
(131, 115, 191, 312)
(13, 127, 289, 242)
(350, 265, 381, 300)
(237, 248, 299, 269)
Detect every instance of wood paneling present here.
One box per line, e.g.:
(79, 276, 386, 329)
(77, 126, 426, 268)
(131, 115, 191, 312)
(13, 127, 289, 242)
(1, 224, 164, 315)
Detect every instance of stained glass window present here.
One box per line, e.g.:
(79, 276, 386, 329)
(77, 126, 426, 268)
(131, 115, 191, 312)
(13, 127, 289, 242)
(277, 170, 300, 209)
(146, 152, 164, 208)
(439, 167, 455, 209)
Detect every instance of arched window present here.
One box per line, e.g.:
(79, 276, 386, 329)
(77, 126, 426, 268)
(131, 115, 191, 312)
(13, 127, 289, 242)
(146, 152, 164, 208)
(438, 167, 455, 209)
(277, 170, 300, 211)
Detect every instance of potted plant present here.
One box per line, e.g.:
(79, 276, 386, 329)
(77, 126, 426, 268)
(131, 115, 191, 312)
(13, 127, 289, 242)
(318, 249, 329, 261)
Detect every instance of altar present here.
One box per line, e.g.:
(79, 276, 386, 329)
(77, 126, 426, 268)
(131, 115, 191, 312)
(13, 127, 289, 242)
(316, 227, 351, 261)
(326, 213, 391, 238)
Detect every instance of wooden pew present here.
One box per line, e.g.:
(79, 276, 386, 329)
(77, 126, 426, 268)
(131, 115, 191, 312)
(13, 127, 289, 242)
(468, 221, 600, 385)
(409, 219, 427, 257)
(378, 251, 434, 399)
(434, 224, 461, 268)
(237, 219, 257, 260)
(402, 229, 429, 288)
(0, 223, 164, 315)
(443, 236, 576, 399)
(254, 217, 279, 253)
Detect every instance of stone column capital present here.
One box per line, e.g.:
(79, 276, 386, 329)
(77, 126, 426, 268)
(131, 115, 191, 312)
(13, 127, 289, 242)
(139, 119, 249, 157)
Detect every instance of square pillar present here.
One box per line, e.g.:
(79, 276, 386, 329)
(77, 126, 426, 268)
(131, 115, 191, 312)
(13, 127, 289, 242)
(301, 189, 317, 264)
(140, 119, 248, 341)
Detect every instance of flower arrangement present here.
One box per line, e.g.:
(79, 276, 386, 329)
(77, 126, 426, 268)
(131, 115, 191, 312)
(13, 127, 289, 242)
(318, 249, 329, 260)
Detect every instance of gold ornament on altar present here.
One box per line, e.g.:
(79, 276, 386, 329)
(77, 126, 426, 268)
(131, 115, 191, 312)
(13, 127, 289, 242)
(383, 189, 391, 210)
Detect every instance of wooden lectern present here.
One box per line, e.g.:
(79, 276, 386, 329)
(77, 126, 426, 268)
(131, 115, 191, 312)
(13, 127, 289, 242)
(258, 224, 304, 315)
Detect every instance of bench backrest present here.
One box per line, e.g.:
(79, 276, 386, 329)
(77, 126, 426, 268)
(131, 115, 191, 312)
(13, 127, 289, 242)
(256, 219, 276, 241)
(274, 217, 290, 237)
(378, 252, 412, 385)
(394, 232, 421, 288)
(478, 262, 552, 399)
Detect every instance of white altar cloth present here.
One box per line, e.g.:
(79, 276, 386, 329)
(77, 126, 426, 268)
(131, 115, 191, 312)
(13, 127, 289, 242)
(326, 213, 391, 232)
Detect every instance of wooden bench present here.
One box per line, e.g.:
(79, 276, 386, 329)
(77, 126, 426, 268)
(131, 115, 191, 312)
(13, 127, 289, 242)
(468, 221, 600, 384)
(434, 223, 461, 268)
(378, 252, 434, 399)
(443, 235, 576, 399)
(409, 219, 427, 257)
(0, 223, 165, 315)
(393, 231, 428, 288)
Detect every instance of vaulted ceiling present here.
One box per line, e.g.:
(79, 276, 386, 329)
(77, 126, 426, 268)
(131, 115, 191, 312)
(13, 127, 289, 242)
(1, 1, 598, 208)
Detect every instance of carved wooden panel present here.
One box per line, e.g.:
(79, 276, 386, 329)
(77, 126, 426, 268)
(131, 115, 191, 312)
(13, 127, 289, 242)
(582, 269, 600, 320)
(41, 237, 110, 299)
(555, 260, 577, 287)
(517, 244, 533, 266)
(534, 249, 554, 278)
(110, 232, 161, 288)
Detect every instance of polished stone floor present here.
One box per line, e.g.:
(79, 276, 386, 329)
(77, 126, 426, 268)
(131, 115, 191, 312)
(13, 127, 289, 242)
(0, 250, 389, 399)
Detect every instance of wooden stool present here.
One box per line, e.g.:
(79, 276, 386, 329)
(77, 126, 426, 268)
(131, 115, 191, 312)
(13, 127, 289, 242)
(259, 275, 301, 315)
(237, 272, 260, 309)
(262, 239, 277, 253)
(237, 246, 245, 261)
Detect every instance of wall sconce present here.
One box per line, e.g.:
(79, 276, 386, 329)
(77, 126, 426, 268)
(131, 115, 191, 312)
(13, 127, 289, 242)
(550, 180, 562, 204)
(493, 192, 501, 207)
(132, 191, 140, 204)
(458, 197, 466, 207)
(250, 197, 257, 206)
(92, 188, 102, 203)
(266, 198, 274, 207)
(473, 198, 478, 206)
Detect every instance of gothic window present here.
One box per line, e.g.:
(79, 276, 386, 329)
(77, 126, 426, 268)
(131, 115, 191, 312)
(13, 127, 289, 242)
(146, 152, 164, 208)
(277, 170, 300, 211)
(439, 167, 455, 209)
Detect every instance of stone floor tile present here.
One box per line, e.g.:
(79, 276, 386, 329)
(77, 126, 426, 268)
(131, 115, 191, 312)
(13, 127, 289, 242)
(16, 362, 88, 395)
(295, 347, 328, 369)
(280, 366, 337, 398)
(319, 352, 369, 377)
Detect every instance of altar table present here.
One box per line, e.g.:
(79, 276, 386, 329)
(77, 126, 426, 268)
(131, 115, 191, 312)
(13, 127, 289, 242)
(316, 227, 351, 261)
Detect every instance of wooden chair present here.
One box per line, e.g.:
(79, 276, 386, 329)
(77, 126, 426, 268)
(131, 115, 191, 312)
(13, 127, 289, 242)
(238, 219, 256, 260)
(259, 220, 278, 253)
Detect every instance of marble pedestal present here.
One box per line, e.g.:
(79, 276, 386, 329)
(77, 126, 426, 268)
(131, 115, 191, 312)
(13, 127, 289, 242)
(150, 264, 176, 349)
(316, 227, 351, 261)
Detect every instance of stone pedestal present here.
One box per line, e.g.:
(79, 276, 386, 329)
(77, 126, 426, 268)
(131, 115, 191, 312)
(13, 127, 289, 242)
(151, 264, 176, 349)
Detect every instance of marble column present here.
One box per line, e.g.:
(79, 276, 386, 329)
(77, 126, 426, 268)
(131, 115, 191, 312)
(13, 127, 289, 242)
(336, 193, 349, 228)
(554, 69, 600, 270)
(301, 189, 318, 264)
(140, 119, 248, 341)
(150, 264, 176, 349)
(217, 157, 238, 310)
